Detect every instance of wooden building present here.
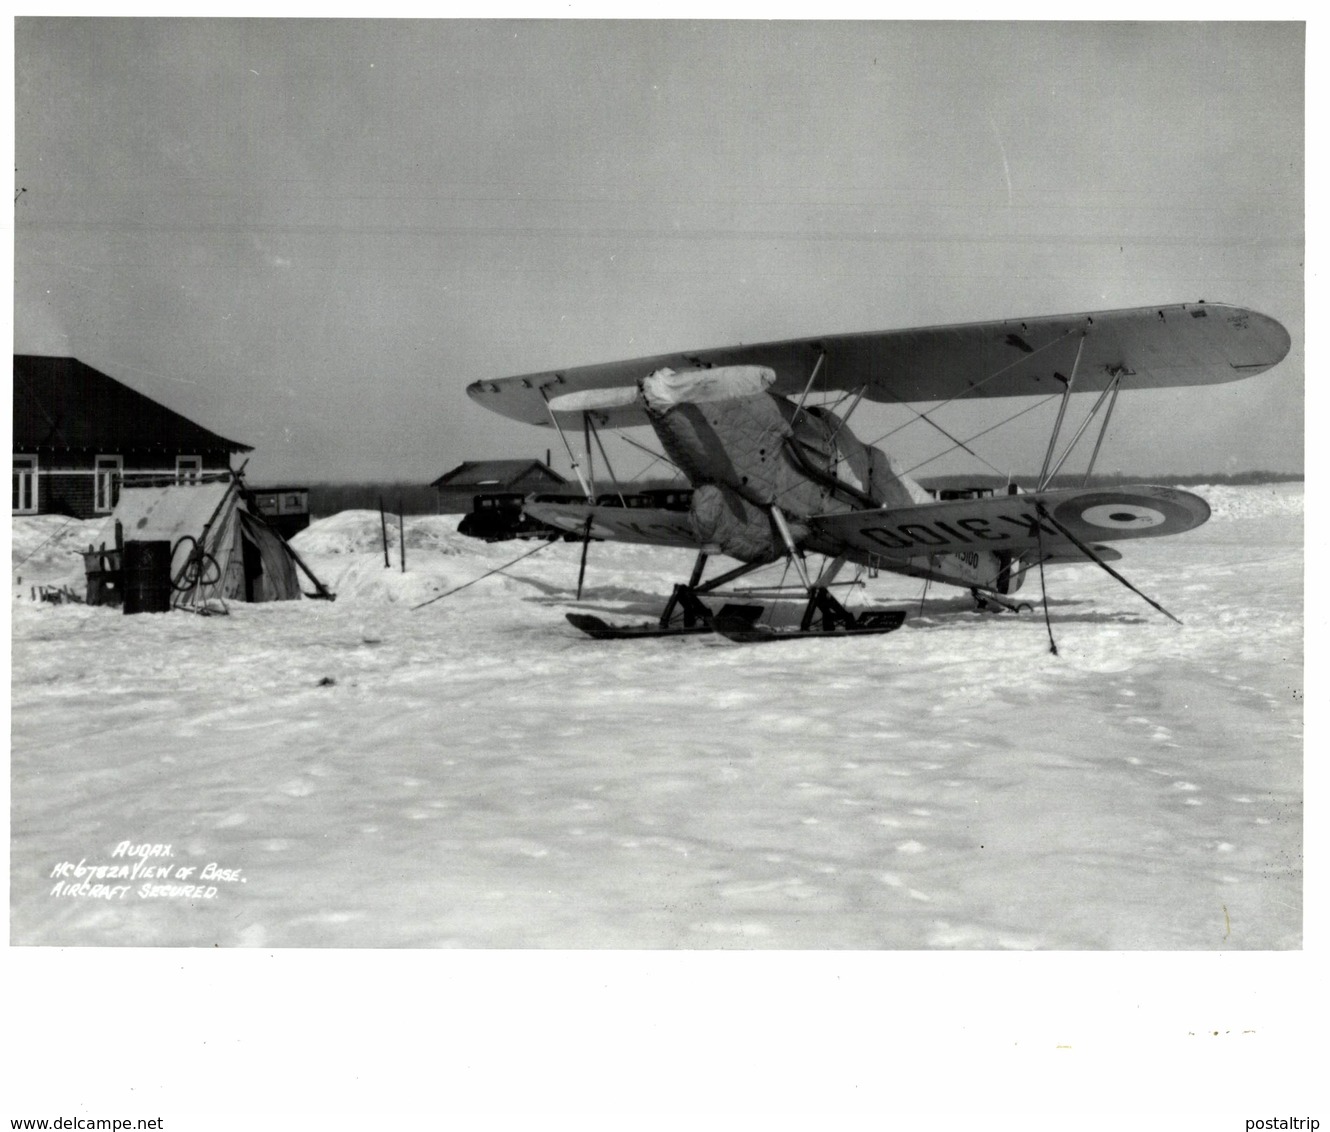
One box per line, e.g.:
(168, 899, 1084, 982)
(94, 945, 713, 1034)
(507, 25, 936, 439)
(243, 485, 311, 539)
(431, 459, 568, 514)
(13, 355, 251, 519)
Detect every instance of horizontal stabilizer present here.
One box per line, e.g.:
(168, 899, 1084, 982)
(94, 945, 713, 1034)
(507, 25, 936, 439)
(809, 485, 1210, 559)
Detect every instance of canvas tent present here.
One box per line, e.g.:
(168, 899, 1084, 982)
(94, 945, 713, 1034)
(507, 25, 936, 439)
(104, 479, 330, 607)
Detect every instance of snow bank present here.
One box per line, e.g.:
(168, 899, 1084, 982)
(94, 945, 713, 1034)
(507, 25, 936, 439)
(291, 509, 469, 557)
(10, 485, 1303, 948)
(1186, 481, 1303, 521)
(11, 513, 107, 592)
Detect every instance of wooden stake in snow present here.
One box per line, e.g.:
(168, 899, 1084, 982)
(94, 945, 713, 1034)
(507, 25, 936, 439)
(398, 498, 406, 574)
(379, 496, 390, 568)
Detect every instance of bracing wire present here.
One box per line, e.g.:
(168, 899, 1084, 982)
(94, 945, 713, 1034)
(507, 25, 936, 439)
(617, 433, 679, 480)
(785, 386, 1057, 506)
(15, 515, 80, 569)
(873, 388, 996, 472)
(903, 395, 1060, 477)
(863, 326, 1079, 450)
(411, 538, 558, 610)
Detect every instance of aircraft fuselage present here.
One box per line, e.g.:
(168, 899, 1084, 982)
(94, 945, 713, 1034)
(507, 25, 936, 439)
(638, 367, 1025, 594)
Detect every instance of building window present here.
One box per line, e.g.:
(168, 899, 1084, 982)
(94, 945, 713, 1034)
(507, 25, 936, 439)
(13, 455, 38, 514)
(95, 455, 123, 513)
(176, 455, 202, 484)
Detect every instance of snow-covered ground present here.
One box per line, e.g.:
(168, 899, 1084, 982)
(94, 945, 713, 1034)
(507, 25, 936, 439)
(9, 484, 1303, 948)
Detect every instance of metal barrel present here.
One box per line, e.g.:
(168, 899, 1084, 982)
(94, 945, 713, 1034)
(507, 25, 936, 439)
(122, 540, 174, 614)
(82, 547, 124, 607)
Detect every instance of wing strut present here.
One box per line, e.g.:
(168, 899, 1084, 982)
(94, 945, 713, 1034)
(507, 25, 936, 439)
(573, 412, 629, 598)
(582, 412, 596, 499)
(826, 383, 868, 447)
(539, 386, 593, 500)
(770, 504, 812, 590)
(1037, 333, 1087, 490)
(1082, 371, 1124, 485)
(588, 418, 627, 505)
(1042, 370, 1124, 486)
(791, 350, 827, 425)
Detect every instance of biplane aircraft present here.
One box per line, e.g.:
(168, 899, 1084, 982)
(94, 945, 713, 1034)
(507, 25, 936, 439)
(467, 302, 1290, 642)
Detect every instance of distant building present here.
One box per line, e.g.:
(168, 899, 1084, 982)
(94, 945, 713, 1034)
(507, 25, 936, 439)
(243, 486, 311, 539)
(431, 459, 568, 514)
(13, 355, 251, 519)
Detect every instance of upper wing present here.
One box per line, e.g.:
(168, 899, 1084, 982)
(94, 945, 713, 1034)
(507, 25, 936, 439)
(524, 499, 700, 549)
(467, 302, 1290, 429)
(808, 486, 1210, 559)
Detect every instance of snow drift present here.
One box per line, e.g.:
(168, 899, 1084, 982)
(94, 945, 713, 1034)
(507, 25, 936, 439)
(9, 484, 1303, 948)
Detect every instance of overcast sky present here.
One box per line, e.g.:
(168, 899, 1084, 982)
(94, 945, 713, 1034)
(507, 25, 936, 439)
(13, 19, 1304, 485)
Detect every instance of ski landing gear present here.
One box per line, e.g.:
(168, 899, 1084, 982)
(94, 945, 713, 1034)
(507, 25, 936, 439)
(564, 552, 765, 639)
(970, 587, 1033, 614)
(707, 523, 907, 643)
(566, 509, 909, 644)
(707, 515, 906, 642)
(564, 547, 907, 643)
(712, 586, 905, 643)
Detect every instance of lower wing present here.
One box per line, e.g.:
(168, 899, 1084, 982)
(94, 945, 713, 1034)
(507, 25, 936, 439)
(809, 485, 1210, 559)
(523, 499, 701, 548)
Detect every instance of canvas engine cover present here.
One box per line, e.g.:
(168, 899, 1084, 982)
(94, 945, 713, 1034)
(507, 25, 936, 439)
(641, 367, 930, 561)
(642, 369, 839, 512)
(689, 483, 784, 562)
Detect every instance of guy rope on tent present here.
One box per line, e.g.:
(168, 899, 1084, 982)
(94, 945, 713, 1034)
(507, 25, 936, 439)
(107, 462, 334, 614)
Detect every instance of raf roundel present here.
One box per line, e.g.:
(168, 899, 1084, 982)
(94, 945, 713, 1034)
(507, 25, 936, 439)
(1048, 489, 1209, 543)
(1077, 503, 1169, 530)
